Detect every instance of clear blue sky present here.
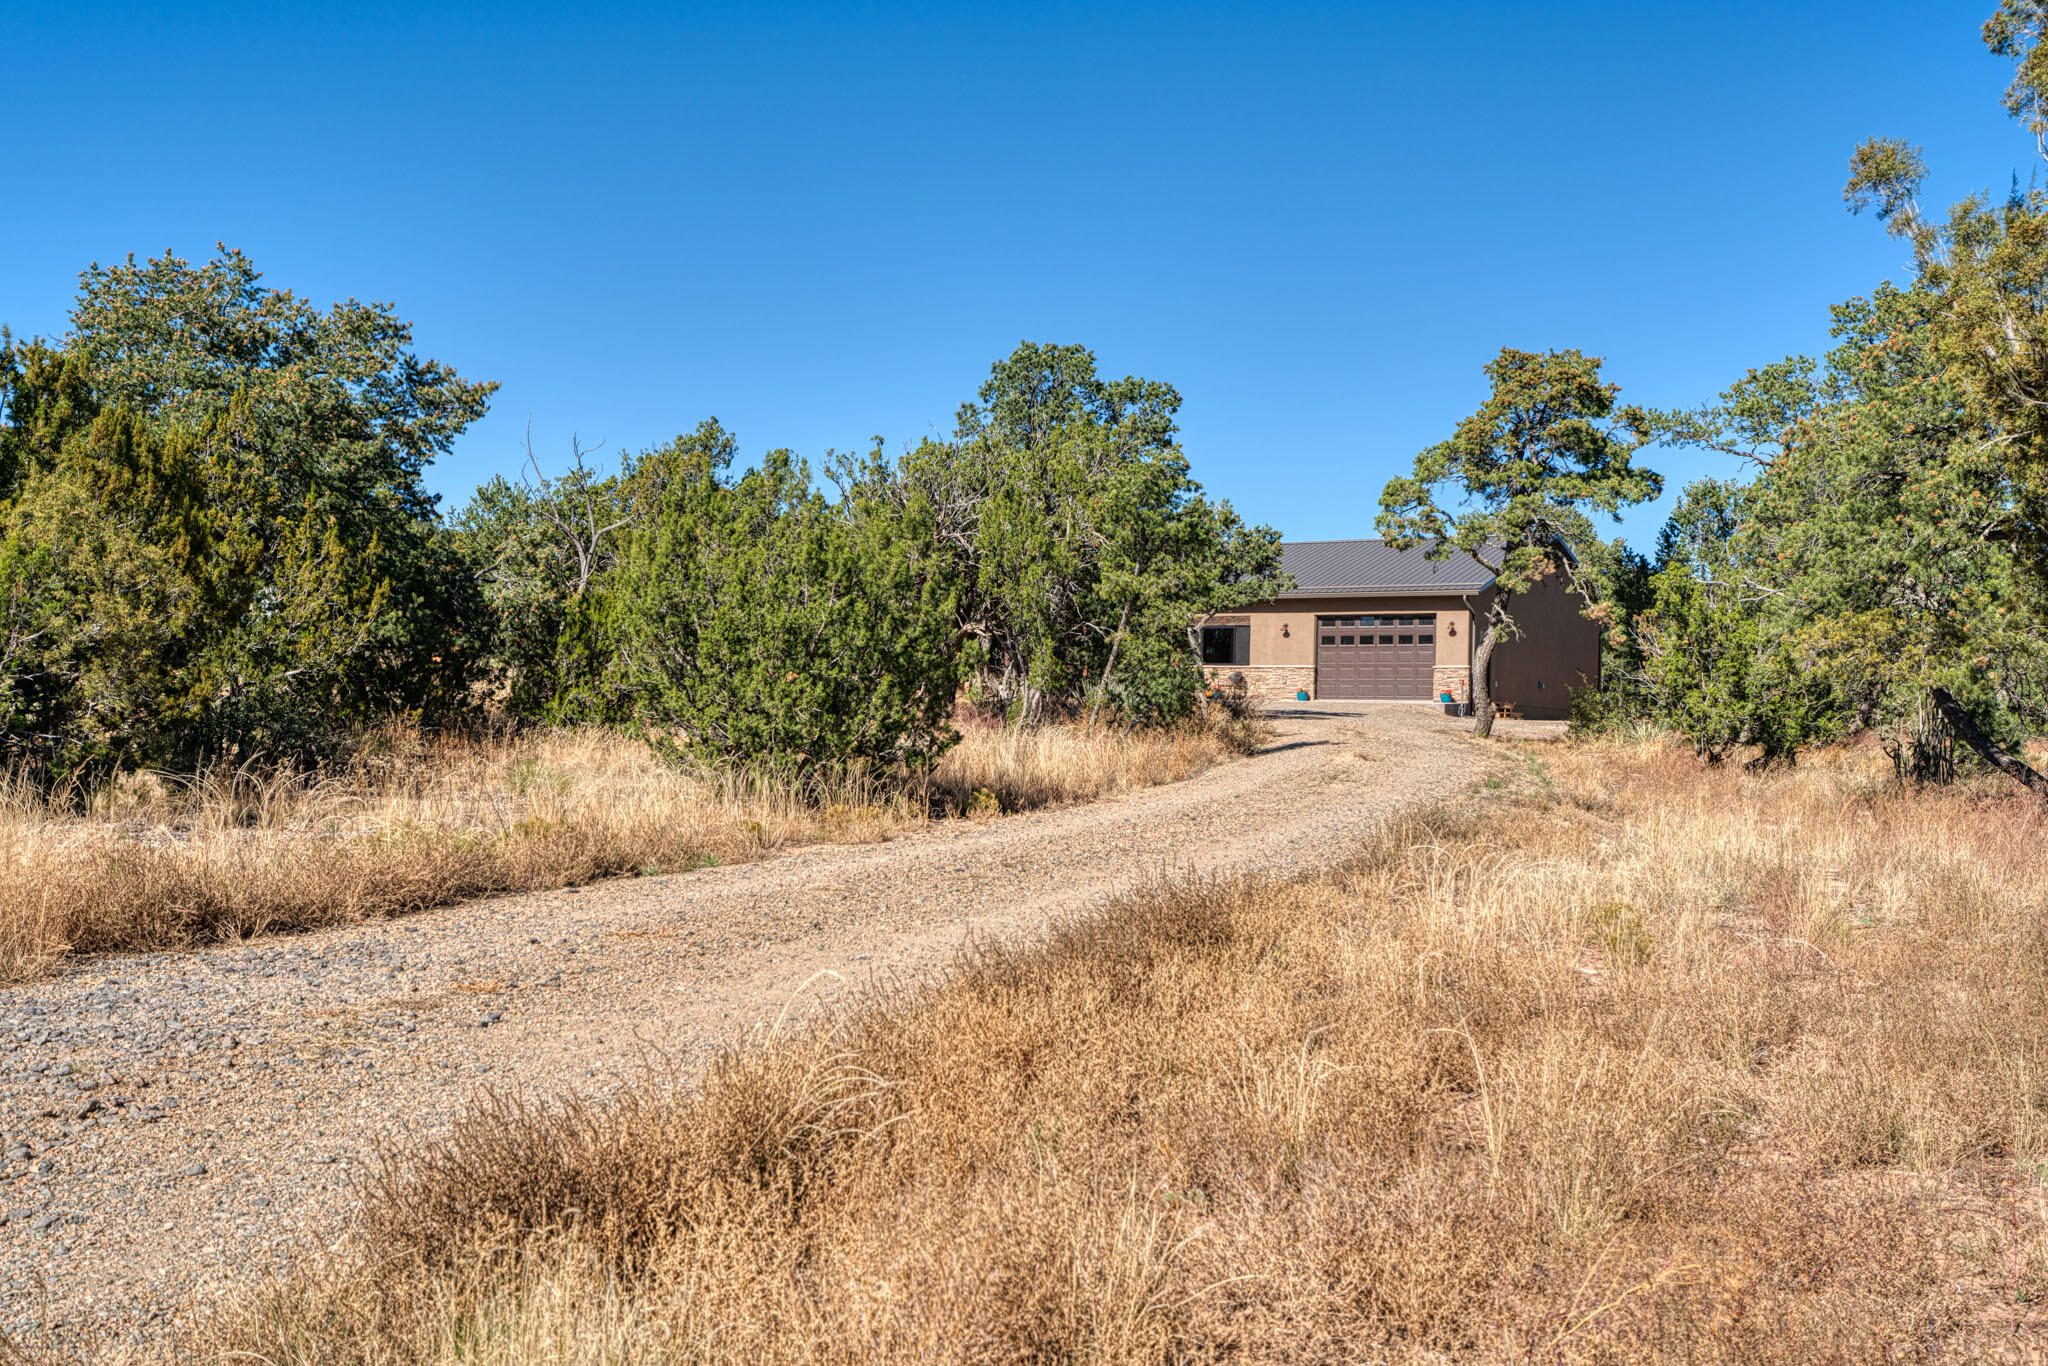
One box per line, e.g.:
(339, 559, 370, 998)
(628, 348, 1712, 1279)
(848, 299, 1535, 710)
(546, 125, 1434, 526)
(0, 1, 2029, 550)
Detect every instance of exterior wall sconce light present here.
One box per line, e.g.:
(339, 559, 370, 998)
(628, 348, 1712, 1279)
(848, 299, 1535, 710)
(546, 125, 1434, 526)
(1281, 623, 1290, 637)
(1448, 622, 1458, 636)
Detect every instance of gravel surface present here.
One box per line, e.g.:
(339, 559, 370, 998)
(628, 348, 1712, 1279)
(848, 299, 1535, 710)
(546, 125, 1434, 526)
(0, 703, 1528, 1341)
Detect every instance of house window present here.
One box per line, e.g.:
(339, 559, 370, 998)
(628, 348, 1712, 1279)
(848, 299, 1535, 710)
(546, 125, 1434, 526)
(1199, 627, 1237, 665)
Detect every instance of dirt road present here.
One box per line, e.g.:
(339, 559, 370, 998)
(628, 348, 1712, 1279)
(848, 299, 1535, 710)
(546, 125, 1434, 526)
(0, 704, 1520, 1338)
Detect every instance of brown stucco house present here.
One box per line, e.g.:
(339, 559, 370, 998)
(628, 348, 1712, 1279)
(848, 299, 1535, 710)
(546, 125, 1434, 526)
(1198, 539, 1599, 720)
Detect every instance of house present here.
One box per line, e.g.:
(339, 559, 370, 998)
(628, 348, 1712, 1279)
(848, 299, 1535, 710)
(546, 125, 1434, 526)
(1198, 539, 1599, 720)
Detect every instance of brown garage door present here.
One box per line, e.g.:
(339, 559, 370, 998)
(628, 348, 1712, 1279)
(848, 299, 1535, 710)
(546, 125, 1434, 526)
(1317, 613, 1438, 700)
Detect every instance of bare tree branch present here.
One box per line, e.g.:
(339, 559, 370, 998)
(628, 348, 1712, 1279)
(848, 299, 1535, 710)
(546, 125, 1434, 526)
(522, 422, 636, 598)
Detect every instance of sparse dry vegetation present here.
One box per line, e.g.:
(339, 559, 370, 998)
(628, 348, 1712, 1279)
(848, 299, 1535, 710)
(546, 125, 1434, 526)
(186, 739, 2048, 1364)
(0, 717, 1251, 983)
(930, 708, 1261, 816)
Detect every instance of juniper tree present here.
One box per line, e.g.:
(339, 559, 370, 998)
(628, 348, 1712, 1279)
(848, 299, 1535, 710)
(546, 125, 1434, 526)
(1378, 347, 1661, 737)
(0, 246, 495, 772)
(452, 432, 634, 719)
(900, 342, 1285, 724)
(1649, 286, 2046, 774)
(598, 422, 961, 774)
(0, 388, 386, 779)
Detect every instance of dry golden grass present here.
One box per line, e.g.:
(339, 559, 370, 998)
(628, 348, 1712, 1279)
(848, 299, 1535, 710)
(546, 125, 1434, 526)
(182, 740, 2048, 1364)
(928, 711, 1259, 816)
(0, 718, 1247, 983)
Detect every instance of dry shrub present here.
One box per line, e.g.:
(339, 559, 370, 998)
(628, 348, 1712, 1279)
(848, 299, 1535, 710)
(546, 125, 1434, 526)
(0, 718, 1246, 982)
(184, 739, 2048, 1362)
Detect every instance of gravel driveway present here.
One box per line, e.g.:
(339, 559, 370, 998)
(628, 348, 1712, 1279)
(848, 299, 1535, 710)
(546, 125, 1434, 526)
(0, 704, 1517, 1341)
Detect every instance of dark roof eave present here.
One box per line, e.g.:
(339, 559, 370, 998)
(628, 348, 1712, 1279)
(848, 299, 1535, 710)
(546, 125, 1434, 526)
(1273, 579, 1495, 598)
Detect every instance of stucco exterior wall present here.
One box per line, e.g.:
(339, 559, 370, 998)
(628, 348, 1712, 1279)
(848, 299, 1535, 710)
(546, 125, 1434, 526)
(1239, 596, 1474, 670)
(1215, 577, 1596, 716)
(1470, 570, 1600, 720)
(1200, 595, 1476, 704)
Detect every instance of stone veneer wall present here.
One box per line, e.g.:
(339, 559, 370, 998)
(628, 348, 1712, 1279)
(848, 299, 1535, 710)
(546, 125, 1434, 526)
(1202, 664, 1477, 706)
(1203, 664, 1316, 703)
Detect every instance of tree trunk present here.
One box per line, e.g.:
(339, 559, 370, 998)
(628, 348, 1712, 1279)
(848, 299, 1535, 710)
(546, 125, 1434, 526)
(1470, 615, 1501, 738)
(1893, 696, 1956, 785)
(1930, 687, 2048, 801)
(1466, 598, 1515, 741)
(1088, 599, 1133, 727)
(1186, 612, 1214, 720)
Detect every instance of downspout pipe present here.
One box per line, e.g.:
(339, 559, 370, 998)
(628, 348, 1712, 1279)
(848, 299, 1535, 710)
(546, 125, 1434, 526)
(1458, 593, 1477, 717)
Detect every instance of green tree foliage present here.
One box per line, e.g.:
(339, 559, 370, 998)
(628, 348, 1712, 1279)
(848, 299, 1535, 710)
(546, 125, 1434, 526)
(897, 343, 1287, 723)
(597, 422, 961, 774)
(1445, 286, 2040, 776)
(451, 435, 633, 719)
(2, 246, 1277, 788)
(1839, 4, 2048, 607)
(1557, 533, 1657, 734)
(0, 424, 207, 775)
(1378, 347, 1662, 736)
(449, 343, 1283, 757)
(1629, 481, 1833, 764)
(0, 247, 493, 778)
(1640, 285, 2046, 769)
(1584, 4, 2048, 783)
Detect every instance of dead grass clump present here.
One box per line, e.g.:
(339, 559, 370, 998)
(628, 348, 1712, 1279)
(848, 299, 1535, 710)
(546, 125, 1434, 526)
(187, 738, 2048, 1362)
(0, 718, 1248, 983)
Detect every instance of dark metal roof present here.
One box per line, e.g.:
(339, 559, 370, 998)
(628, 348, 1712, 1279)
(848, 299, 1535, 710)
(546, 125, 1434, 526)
(1278, 539, 1497, 595)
